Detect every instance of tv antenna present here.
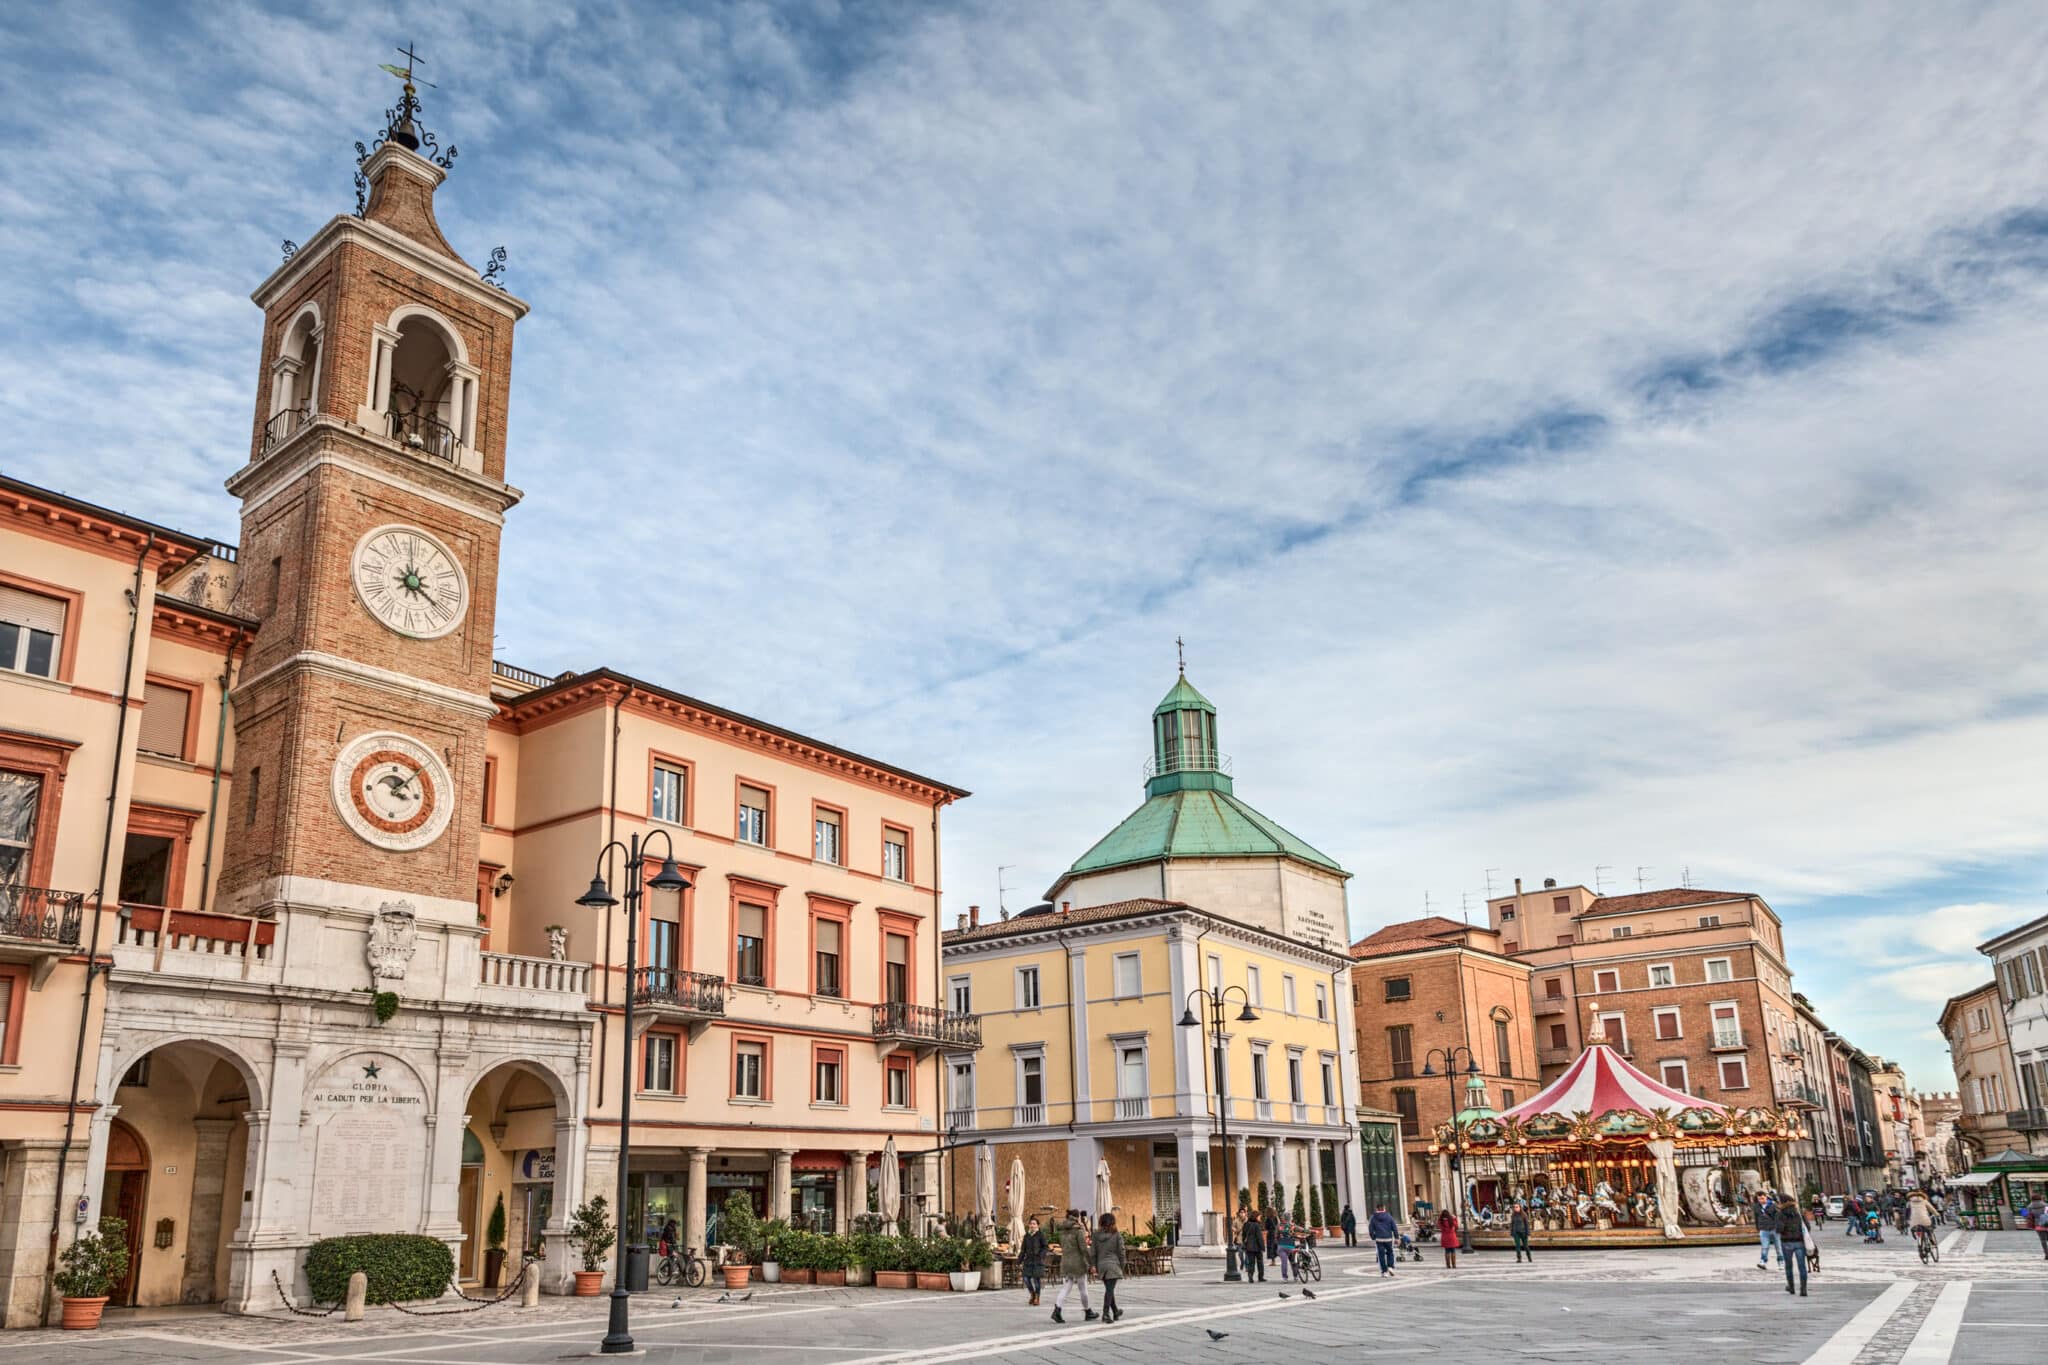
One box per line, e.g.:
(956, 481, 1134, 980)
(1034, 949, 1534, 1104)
(1483, 868, 1501, 899)
(1681, 865, 1692, 889)
(1593, 865, 1611, 895)
(996, 865, 1017, 915)
(1635, 865, 1653, 892)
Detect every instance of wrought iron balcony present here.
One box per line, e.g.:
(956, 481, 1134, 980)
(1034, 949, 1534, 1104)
(0, 886, 84, 950)
(2007, 1107, 2048, 1132)
(1710, 1028, 1746, 1052)
(262, 404, 312, 455)
(386, 407, 460, 461)
(871, 1001, 981, 1054)
(632, 967, 726, 1038)
(1775, 1079, 1824, 1110)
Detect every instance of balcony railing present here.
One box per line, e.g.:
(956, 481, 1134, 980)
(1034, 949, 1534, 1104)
(0, 887, 85, 949)
(1710, 1028, 1746, 1051)
(386, 407, 461, 461)
(632, 967, 727, 1018)
(117, 903, 274, 959)
(1114, 1096, 1149, 1121)
(945, 1107, 977, 1131)
(262, 404, 312, 454)
(872, 1001, 982, 1051)
(1538, 1047, 1573, 1067)
(1291, 1101, 1309, 1123)
(480, 951, 590, 1001)
(1144, 749, 1234, 780)
(491, 660, 557, 690)
(1775, 1080, 1824, 1109)
(2008, 1107, 2048, 1132)
(1015, 1103, 1046, 1126)
(1534, 997, 1566, 1016)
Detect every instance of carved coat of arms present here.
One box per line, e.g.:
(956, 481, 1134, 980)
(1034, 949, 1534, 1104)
(366, 901, 418, 983)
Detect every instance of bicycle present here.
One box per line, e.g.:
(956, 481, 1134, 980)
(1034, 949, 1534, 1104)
(654, 1244, 708, 1288)
(1290, 1245, 1322, 1282)
(1913, 1226, 1938, 1265)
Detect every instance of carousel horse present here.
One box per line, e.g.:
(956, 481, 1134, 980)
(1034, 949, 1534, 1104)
(1630, 1188, 1658, 1226)
(1591, 1180, 1624, 1223)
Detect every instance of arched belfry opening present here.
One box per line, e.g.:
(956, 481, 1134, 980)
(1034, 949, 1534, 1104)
(373, 310, 476, 462)
(263, 306, 322, 453)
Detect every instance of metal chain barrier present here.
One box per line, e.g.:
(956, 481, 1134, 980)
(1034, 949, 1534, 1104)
(271, 1269, 344, 1317)
(271, 1256, 538, 1319)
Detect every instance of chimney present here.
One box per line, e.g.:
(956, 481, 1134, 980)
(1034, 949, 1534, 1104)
(1514, 878, 1523, 897)
(956, 913, 967, 930)
(969, 904, 981, 928)
(1059, 901, 1071, 917)
(1543, 878, 1556, 889)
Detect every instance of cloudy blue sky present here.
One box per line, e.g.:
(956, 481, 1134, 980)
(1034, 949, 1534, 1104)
(5, 1, 2046, 1088)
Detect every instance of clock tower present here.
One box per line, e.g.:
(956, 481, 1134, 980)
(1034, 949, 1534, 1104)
(220, 76, 527, 978)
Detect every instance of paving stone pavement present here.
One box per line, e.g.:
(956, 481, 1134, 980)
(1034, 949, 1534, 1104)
(2, 1235, 2033, 1365)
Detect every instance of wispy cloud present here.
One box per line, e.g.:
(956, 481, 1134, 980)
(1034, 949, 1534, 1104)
(3, 1, 2046, 1090)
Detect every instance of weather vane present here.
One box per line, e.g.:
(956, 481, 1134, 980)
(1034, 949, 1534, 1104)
(380, 42, 436, 90)
(1176, 635, 1186, 676)
(356, 41, 456, 180)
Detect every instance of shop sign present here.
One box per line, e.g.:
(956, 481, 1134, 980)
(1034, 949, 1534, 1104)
(518, 1148, 556, 1183)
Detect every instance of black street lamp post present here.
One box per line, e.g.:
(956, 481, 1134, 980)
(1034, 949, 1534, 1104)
(577, 830, 690, 1356)
(1420, 1046, 1482, 1234)
(1179, 985, 1259, 1281)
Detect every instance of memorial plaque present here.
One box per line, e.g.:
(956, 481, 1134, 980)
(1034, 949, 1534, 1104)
(306, 1053, 428, 1234)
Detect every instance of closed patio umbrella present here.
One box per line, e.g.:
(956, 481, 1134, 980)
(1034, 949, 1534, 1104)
(975, 1144, 996, 1242)
(880, 1135, 901, 1235)
(1007, 1157, 1026, 1247)
(1094, 1157, 1113, 1219)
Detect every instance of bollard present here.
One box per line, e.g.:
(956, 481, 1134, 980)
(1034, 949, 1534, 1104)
(344, 1271, 368, 1322)
(522, 1260, 540, 1308)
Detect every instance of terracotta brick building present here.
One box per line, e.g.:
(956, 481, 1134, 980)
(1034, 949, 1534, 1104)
(1349, 917, 1534, 1207)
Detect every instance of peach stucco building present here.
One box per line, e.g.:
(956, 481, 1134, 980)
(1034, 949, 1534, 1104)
(0, 79, 970, 1323)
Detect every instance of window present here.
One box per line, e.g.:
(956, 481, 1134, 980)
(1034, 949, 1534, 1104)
(1314, 982, 1328, 1021)
(813, 806, 842, 864)
(245, 766, 260, 826)
(814, 1048, 844, 1105)
(1287, 1052, 1304, 1102)
(1282, 975, 1298, 1014)
(1504, 941, 1519, 953)
(1710, 1003, 1741, 1048)
(1556, 934, 1575, 947)
(1383, 976, 1410, 1002)
(885, 1056, 911, 1108)
(0, 585, 64, 680)
(1019, 1053, 1045, 1107)
(949, 975, 971, 1014)
(1543, 977, 1563, 999)
(647, 882, 682, 985)
(1698, 914, 1721, 927)
(651, 762, 688, 824)
(642, 1034, 677, 1093)
(1552, 896, 1570, 913)
(949, 1059, 974, 1115)
(1392, 1087, 1419, 1137)
(884, 933, 909, 1004)
(1206, 953, 1222, 990)
(1595, 1012, 1627, 1051)
(1705, 957, 1732, 983)
(1387, 1025, 1413, 1079)
(882, 826, 909, 881)
(1611, 926, 1633, 939)
(1501, 907, 1516, 921)
(737, 783, 770, 846)
(735, 903, 767, 986)
(481, 756, 498, 823)
(1501, 1087, 1516, 1109)
(1654, 1007, 1681, 1041)
(1593, 969, 1619, 993)
(734, 1040, 766, 1100)
(1719, 1056, 1749, 1090)
(1548, 1022, 1568, 1048)
(1320, 1057, 1336, 1106)
(138, 682, 191, 759)
(1648, 963, 1674, 987)
(1494, 1019, 1512, 1074)
(1118, 1044, 1146, 1099)
(1247, 965, 1263, 1004)
(1251, 1047, 1269, 1100)
(813, 917, 843, 998)
(1970, 1007, 1988, 1033)
(0, 772, 40, 887)
(1113, 953, 1141, 998)
(1016, 966, 1041, 1009)
(1660, 1060, 1690, 1093)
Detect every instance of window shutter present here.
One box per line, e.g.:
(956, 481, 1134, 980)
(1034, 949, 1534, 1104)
(816, 919, 840, 954)
(886, 934, 907, 966)
(739, 904, 766, 940)
(138, 682, 190, 756)
(0, 586, 65, 635)
(649, 885, 682, 923)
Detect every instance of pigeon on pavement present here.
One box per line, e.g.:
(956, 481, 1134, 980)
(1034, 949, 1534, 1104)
(1301, 1288, 1316, 1299)
(716, 1292, 731, 1303)
(1206, 1329, 1229, 1341)
(1278, 1291, 1291, 1299)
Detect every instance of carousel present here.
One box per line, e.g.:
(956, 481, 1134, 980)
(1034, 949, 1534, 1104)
(1436, 1045, 1806, 1248)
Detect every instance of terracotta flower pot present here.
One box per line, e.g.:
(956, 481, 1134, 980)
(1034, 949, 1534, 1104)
(874, 1270, 913, 1289)
(782, 1268, 812, 1284)
(813, 1269, 845, 1287)
(60, 1296, 109, 1331)
(915, 1271, 950, 1291)
(721, 1265, 752, 1289)
(572, 1270, 604, 1297)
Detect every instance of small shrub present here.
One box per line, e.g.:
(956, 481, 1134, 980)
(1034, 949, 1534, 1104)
(1256, 1180, 1269, 1211)
(568, 1196, 616, 1273)
(372, 991, 399, 1024)
(55, 1218, 130, 1299)
(1294, 1185, 1308, 1225)
(813, 1234, 852, 1271)
(486, 1193, 507, 1251)
(720, 1191, 762, 1259)
(304, 1234, 452, 1305)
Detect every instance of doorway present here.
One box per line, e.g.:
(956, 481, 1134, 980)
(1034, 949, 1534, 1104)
(99, 1120, 149, 1305)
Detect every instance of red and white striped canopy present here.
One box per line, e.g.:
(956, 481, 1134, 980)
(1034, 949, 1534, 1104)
(1501, 1044, 1726, 1121)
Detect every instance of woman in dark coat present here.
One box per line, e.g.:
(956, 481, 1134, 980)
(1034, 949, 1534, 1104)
(1018, 1216, 1048, 1306)
(1438, 1208, 1461, 1268)
(1092, 1212, 1126, 1324)
(1237, 1209, 1266, 1282)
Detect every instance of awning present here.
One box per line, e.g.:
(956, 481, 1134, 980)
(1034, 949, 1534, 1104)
(1945, 1170, 2002, 1187)
(792, 1151, 846, 1174)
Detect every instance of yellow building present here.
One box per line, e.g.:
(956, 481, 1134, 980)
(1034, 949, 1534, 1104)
(941, 676, 1362, 1249)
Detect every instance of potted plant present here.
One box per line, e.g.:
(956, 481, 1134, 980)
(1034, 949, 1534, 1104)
(721, 1245, 752, 1290)
(914, 1236, 952, 1291)
(483, 1192, 508, 1289)
(567, 1196, 615, 1296)
(949, 1236, 992, 1293)
(55, 1217, 129, 1330)
(869, 1235, 912, 1289)
(776, 1228, 811, 1284)
(812, 1234, 850, 1287)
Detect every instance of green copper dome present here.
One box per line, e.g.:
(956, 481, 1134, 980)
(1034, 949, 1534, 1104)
(1060, 673, 1346, 883)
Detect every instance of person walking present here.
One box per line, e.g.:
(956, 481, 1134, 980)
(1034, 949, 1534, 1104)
(1340, 1203, 1358, 1248)
(1508, 1202, 1532, 1263)
(1777, 1199, 1812, 1297)
(1276, 1218, 1298, 1281)
(1019, 1215, 1048, 1307)
(1366, 1203, 1398, 1276)
(1092, 1212, 1126, 1324)
(1755, 1191, 1782, 1268)
(1261, 1206, 1279, 1269)
(1438, 1208, 1461, 1269)
(1050, 1210, 1096, 1324)
(2029, 1196, 2048, 1260)
(1238, 1208, 1266, 1282)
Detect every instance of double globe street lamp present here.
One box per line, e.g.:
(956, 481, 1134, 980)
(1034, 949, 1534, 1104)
(576, 829, 691, 1356)
(1420, 1046, 1483, 1233)
(1178, 984, 1259, 1280)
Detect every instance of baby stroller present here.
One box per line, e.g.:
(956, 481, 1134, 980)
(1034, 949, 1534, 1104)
(1859, 1210, 1885, 1244)
(1395, 1230, 1425, 1263)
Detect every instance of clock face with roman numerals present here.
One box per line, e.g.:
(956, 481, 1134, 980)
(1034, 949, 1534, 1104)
(351, 525, 469, 639)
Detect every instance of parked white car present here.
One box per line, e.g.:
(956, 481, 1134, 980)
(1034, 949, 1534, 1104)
(1825, 1196, 1847, 1218)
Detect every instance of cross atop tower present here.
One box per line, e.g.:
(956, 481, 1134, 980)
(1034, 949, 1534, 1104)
(380, 43, 436, 88)
(1175, 635, 1185, 676)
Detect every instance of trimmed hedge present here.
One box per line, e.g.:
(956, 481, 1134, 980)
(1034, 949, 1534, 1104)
(305, 1234, 453, 1305)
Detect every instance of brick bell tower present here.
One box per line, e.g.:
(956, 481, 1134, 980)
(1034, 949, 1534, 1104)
(220, 68, 527, 987)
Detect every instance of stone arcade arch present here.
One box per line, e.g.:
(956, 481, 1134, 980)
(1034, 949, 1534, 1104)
(458, 1057, 583, 1292)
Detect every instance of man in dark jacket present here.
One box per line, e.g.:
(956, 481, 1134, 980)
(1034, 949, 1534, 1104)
(1367, 1204, 1399, 1276)
(1777, 1199, 1811, 1297)
(1238, 1210, 1266, 1281)
(1339, 1204, 1357, 1247)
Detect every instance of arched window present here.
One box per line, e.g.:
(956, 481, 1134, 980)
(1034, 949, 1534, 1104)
(264, 305, 322, 453)
(367, 307, 479, 464)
